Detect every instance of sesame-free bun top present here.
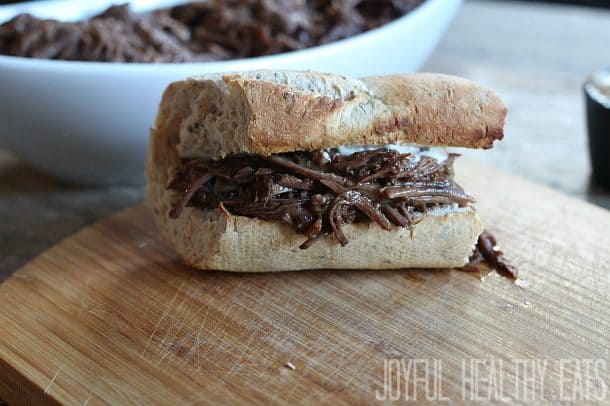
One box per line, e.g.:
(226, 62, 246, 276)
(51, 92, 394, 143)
(153, 70, 507, 161)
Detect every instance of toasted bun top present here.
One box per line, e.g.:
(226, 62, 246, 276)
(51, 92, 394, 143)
(153, 70, 507, 160)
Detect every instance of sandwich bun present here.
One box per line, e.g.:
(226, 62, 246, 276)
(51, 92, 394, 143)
(147, 71, 501, 272)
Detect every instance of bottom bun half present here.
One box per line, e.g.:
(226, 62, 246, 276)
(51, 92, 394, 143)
(148, 182, 483, 272)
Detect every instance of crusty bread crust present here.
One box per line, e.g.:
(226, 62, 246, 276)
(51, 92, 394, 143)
(166, 71, 506, 159)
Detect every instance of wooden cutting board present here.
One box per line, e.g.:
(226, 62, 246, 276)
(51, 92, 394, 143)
(0, 160, 609, 405)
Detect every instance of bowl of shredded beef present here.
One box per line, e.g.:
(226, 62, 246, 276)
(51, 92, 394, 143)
(3, 0, 429, 63)
(0, 0, 463, 183)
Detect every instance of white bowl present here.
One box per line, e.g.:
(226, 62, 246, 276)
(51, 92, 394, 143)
(0, 0, 462, 184)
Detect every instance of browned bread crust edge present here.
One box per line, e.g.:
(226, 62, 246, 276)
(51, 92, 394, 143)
(169, 71, 506, 160)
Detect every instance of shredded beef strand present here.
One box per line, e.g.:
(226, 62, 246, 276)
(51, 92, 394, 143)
(329, 148, 388, 174)
(167, 148, 473, 248)
(464, 230, 518, 280)
(319, 178, 348, 194)
(327, 195, 351, 246)
(383, 184, 475, 207)
(267, 155, 351, 186)
(299, 230, 330, 250)
(342, 190, 393, 231)
(276, 174, 315, 190)
(303, 218, 323, 238)
(169, 173, 212, 219)
(357, 152, 414, 182)
(381, 204, 410, 227)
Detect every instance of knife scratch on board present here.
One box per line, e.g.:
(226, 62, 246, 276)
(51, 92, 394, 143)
(77, 276, 92, 319)
(283, 341, 336, 401)
(88, 344, 96, 374)
(141, 281, 184, 357)
(82, 391, 93, 406)
(156, 287, 194, 366)
(187, 294, 213, 371)
(103, 377, 142, 406)
(43, 363, 63, 394)
(226, 329, 258, 377)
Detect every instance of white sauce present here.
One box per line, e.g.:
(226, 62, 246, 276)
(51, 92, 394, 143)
(334, 143, 448, 163)
(320, 150, 331, 162)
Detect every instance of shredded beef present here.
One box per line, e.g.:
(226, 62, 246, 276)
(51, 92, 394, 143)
(0, 1, 424, 63)
(167, 148, 475, 248)
(464, 230, 518, 280)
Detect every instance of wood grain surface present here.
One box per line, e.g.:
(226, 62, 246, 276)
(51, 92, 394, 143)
(0, 159, 609, 405)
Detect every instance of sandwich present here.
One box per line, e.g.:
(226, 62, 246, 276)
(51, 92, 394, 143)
(146, 71, 507, 272)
